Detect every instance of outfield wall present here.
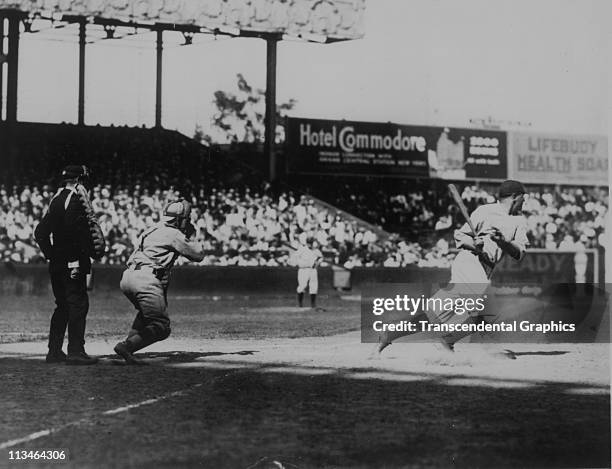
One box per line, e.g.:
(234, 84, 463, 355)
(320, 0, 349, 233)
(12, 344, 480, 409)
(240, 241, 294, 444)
(0, 249, 602, 296)
(0, 264, 442, 296)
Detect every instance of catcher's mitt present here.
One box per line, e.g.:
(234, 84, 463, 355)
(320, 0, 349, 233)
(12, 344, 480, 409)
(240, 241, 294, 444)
(183, 221, 196, 240)
(75, 184, 106, 260)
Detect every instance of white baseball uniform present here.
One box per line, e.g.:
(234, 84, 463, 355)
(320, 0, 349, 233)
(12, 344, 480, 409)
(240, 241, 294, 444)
(452, 201, 528, 286)
(379, 199, 529, 348)
(427, 201, 528, 325)
(296, 245, 323, 294)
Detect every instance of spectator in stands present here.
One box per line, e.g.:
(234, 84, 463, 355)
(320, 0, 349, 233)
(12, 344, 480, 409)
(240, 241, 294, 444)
(0, 126, 607, 269)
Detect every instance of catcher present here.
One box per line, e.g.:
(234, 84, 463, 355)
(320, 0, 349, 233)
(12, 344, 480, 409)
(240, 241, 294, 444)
(113, 199, 204, 364)
(35, 165, 106, 365)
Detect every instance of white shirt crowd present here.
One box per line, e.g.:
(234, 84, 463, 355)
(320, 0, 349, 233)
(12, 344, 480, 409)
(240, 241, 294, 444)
(0, 183, 607, 269)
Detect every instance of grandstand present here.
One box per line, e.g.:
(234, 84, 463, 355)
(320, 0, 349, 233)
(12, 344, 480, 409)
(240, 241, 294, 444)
(1, 120, 607, 271)
(0, 122, 390, 267)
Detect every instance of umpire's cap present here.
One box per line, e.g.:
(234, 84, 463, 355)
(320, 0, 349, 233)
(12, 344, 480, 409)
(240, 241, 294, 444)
(498, 180, 526, 198)
(163, 199, 191, 221)
(61, 165, 90, 181)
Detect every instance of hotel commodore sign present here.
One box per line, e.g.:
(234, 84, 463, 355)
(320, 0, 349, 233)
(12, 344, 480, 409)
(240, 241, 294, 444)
(286, 117, 507, 179)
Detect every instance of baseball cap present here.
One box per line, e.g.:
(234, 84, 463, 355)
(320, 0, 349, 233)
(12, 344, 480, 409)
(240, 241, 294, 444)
(498, 180, 526, 198)
(61, 165, 90, 180)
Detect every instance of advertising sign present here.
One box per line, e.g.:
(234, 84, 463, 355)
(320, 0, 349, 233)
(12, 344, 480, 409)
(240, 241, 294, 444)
(427, 127, 507, 180)
(286, 118, 431, 177)
(287, 118, 508, 179)
(509, 132, 608, 185)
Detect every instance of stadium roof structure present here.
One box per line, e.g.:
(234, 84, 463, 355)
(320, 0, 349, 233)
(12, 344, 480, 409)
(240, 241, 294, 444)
(0, 0, 365, 180)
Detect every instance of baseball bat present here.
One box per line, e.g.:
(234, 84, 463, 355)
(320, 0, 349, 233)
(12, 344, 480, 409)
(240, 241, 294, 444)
(448, 183, 476, 236)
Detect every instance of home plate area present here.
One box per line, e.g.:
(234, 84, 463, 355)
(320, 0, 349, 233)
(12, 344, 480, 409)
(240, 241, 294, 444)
(1, 335, 609, 468)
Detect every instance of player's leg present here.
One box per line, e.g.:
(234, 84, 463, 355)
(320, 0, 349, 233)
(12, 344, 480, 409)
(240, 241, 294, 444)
(133, 284, 171, 351)
(377, 279, 482, 354)
(297, 269, 308, 307)
(428, 253, 490, 351)
(120, 271, 144, 339)
(438, 314, 515, 358)
(46, 269, 69, 363)
(437, 316, 477, 351)
(377, 282, 454, 354)
(309, 269, 318, 308)
(377, 312, 429, 353)
(65, 273, 97, 365)
(115, 274, 168, 364)
(126, 311, 145, 339)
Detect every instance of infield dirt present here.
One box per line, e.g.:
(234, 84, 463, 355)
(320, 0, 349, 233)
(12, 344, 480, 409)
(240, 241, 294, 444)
(1, 293, 610, 468)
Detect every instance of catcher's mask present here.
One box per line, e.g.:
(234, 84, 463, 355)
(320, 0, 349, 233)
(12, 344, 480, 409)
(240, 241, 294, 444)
(162, 199, 192, 231)
(62, 165, 91, 190)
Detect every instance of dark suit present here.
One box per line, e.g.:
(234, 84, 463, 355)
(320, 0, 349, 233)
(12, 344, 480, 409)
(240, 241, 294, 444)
(35, 187, 93, 354)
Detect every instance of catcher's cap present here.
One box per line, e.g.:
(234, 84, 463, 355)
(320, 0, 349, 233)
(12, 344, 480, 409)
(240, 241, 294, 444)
(61, 165, 90, 180)
(163, 199, 191, 221)
(498, 180, 526, 198)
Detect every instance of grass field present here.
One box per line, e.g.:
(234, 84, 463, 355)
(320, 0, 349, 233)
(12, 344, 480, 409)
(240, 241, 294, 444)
(1, 291, 610, 468)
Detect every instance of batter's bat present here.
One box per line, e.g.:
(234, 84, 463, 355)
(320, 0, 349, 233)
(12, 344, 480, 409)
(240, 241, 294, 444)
(448, 183, 476, 236)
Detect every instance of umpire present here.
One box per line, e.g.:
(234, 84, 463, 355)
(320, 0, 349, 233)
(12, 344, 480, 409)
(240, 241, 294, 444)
(35, 165, 104, 365)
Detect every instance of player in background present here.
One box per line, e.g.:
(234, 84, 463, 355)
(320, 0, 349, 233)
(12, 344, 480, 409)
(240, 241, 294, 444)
(378, 180, 529, 354)
(296, 239, 323, 308)
(113, 199, 204, 364)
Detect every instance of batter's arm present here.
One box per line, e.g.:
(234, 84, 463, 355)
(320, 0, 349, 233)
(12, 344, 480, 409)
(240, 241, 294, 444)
(490, 225, 527, 261)
(454, 220, 485, 254)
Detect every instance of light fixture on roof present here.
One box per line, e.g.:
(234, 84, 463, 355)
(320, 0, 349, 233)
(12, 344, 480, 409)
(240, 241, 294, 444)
(182, 31, 193, 45)
(103, 24, 116, 39)
(22, 17, 33, 33)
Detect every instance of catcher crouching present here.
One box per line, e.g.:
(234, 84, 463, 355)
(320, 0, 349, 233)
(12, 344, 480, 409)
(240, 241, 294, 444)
(114, 199, 204, 364)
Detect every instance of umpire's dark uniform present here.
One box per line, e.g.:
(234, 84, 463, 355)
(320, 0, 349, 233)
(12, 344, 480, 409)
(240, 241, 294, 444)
(35, 166, 98, 365)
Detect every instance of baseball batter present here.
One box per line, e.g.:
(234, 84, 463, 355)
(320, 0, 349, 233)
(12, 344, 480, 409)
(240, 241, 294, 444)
(113, 199, 204, 364)
(378, 180, 529, 353)
(296, 239, 323, 308)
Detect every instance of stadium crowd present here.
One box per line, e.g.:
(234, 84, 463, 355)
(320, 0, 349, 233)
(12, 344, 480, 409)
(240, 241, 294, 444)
(0, 124, 607, 268)
(0, 180, 607, 268)
(301, 176, 608, 249)
(0, 182, 387, 268)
